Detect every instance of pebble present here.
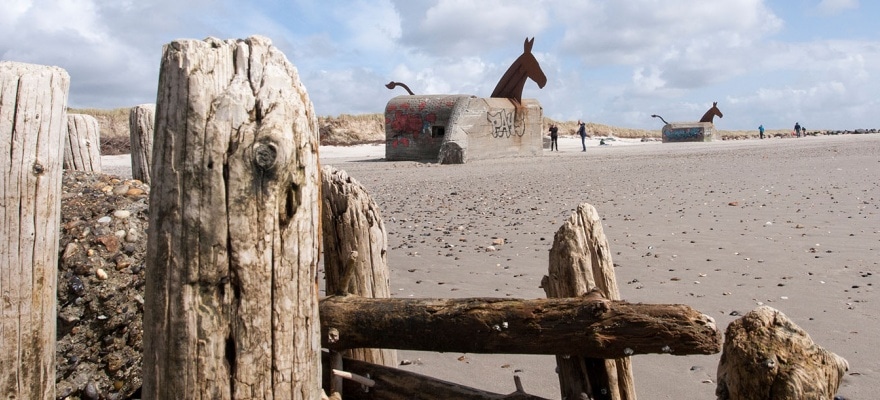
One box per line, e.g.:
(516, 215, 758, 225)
(125, 228, 139, 243)
(96, 268, 108, 280)
(113, 210, 131, 219)
(112, 184, 130, 195)
(84, 381, 99, 399)
(97, 216, 112, 224)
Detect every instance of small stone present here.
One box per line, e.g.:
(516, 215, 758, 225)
(112, 184, 130, 195)
(400, 359, 412, 366)
(96, 268, 109, 280)
(492, 238, 505, 245)
(97, 216, 112, 224)
(485, 246, 497, 252)
(126, 188, 145, 197)
(96, 235, 121, 253)
(69, 276, 85, 295)
(113, 210, 131, 219)
(84, 381, 99, 399)
(125, 228, 139, 243)
(115, 257, 132, 271)
(62, 242, 79, 261)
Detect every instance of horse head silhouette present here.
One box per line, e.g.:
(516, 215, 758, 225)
(699, 101, 723, 123)
(491, 37, 547, 104)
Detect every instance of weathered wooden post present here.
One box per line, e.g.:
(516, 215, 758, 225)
(142, 36, 322, 399)
(0, 61, 69, 400)
(128, 103, 154, 183)
(321, 165, 397, 369)
(64, 113, 102, 172)
(542, 203, 637, 400)
(716, 306, 849, 400)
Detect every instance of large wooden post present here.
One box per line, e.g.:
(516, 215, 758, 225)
(64, 113, 102, 172)
(321, 165, 397, 368)
(128, 103, 154, 183)
(142, 36, 322, 399)
(0, 61, 69, 400)
(542, 203, 637, 400)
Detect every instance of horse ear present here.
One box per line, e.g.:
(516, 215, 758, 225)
(713, 101, 718, 106)
(524, 37, 534, 53)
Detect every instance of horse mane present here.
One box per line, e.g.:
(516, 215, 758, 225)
(491, 37, 547, 104)
(385, 81, 415, 96)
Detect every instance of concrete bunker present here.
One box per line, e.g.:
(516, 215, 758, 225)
(385, 95, 543, 164)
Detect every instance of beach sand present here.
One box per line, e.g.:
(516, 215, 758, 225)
(104, 134, 878, 398)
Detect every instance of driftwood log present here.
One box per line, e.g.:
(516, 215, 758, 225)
(64, 113, 102, 172)
(716, 306, 849, 400)
(544, 203, 636, 400)
(128, 103, 155, 183)
(322, 352, 549, 400)
(321, 165, 397, 398)
(320, 296, 721, 358)
(0, 61, 69, 400)
(142, 36, 322, 399)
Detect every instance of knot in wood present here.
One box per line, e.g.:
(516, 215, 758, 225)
(253, 142, 278, 171)
(327, 327, 340, 344)
(32, 161, 45, 175)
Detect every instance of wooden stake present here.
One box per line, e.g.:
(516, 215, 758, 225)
(321, 166, 397, 367)
(544, 203, 637, 400)
(0, 61, 69, 400)
(142, 36, 322, 399)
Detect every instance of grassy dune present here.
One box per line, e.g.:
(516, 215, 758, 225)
(75, 108, 786, 154)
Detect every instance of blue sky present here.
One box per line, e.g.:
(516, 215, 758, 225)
(2, 0, 877, 130)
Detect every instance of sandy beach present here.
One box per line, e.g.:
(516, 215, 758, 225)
(103, 134, 878, 398)
(319, 135, 878, 399)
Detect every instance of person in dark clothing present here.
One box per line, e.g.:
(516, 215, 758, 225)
(794, 122, 801, 137)
(759, 124, 765, 139)
(577, 120, 587, 151)
(548, 124, 559, 151)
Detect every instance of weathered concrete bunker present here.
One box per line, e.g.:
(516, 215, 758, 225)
(662, 122, 717, 143)
(385, 95, 543, 164)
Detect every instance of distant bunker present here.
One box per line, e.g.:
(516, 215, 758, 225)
(662, 122, 717, 143)
(385, 95, 543, 164)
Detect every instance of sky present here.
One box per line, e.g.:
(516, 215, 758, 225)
(2, 0, 877, 130)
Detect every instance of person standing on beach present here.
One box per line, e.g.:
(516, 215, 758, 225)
(577, 120, 587, 151)
(759, 124, 765, 139)
(795, 122, 802, 137)
(548, 124, 559, 151)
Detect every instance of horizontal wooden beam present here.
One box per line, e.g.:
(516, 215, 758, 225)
(323, 352, 549, 400)
(320, 296, 721, 358)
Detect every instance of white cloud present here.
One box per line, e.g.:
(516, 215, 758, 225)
(1, 0, 877, 129)
(817, 0, 859, 16)
(391, 0, 549, 57)
(557, 0, 782, 66)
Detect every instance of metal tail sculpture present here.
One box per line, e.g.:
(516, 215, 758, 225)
(385, 81, 415, 96)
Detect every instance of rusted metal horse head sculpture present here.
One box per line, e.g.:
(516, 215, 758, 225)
(491, 37, 547, 104)
(699, 101, 723, 123)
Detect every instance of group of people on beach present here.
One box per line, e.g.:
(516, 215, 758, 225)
(548, 120, 589, 151)
(757, 122, 808, 139)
